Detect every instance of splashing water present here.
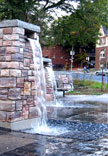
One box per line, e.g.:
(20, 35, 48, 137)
(45, 67, 58, 105)
(29, 38, 47, 127)
(28, 38, 69, 136)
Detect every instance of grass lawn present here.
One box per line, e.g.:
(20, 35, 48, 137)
(68, 80, 108, 95)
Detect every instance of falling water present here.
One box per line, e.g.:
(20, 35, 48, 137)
(46, 67, 57, 104)
(29, 38, 47, 128)
(45, 66, 62, 107)
(28, 38, 69, 135)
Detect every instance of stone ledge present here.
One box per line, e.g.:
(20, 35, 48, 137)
(0, 117, 40, 130)
(0, 20, 40, 33)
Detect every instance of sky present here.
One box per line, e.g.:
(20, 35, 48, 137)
(52, 1, 79, 19)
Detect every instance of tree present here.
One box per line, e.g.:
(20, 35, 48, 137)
(0, 0, 78, 21)
(0, 0, 78, 45)
(48, 0, 108, 49)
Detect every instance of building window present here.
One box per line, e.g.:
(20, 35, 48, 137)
(52, 55, 55, 59)
(99, 38, 106, 45)
(100, 50, 105, 58)
(60, 56, 63, 59)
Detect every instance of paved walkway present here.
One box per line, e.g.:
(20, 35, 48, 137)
(0, 94, 108, 155)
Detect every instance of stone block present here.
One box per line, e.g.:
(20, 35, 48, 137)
(0, 95, 7, 100)
(17, 83, 24, 88)
(0, 40, 2, 46)
(10, 69, 21, 77)
(0, 89, 8, 95)
(16, 101, 22, 111)
(22, 105, 29, 119)
(1, 69, 9, 76)
(23, 100, 27, 105)
(8, 88, 21, 100)
(0, 111, 7, 121)
(19, 63, 24, 69)
(29, 106, 40, 118)
(0, 100, 15, 111)
(30, 64, 34, 69)
(0, 47, 6, 56)
(32, 82, 36, 89)
(6, 47, 19, 53)
(0, 34, 3, 39)
(28, 70, 34, 76)
(13, 27, 25, 35)
(24, 82, 31, 95)
(24, 59, 30, 67)
(24, 52, 33, 59)
(27, 97, 34, 106)
(3, 41, 12, 46)
(17, 78, 24, 83)
(3, 28, 12, 34)
(22, 70, 28, 77)
(12, 53, 23, 62)
(0, 56, 5, 61)
(3, 34, 19, 40)
(0, 62, 19, 69)
(28, 76, 35, 82)
(5, 55, 12, 61)
(7, 111, 22, 122)
(0, 28, 3, 34)
(0, 77, 16, 88)
(12, 41, 20, 47)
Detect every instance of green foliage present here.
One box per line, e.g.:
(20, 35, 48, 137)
(0, 0, 75, 46)
(48, 0, 108, 48)
(75, 52, 88, 63)
(74, 80, 103, 89)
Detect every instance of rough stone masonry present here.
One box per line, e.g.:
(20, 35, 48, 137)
(0, 19, 47, 130)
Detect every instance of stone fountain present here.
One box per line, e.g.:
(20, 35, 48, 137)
(0, 19, 54, 130)
(0, 20, 74, 134)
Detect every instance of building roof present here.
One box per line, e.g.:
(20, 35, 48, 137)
(103, 26, 108, 35)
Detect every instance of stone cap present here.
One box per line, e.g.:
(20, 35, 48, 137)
(0, 19, 40, 33)
(43, 58, 52, 63)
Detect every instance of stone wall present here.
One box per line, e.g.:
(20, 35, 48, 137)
(0, 26, 41, 127)
(45, 66, 54, 101)
(55, 72, 73, 91)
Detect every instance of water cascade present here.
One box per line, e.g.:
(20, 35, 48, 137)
(45, 66, 59, 106)
(28, 39, 69, 135)
(29, 38, 49, 133)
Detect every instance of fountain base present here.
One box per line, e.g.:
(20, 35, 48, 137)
(0, 117, 40, 131)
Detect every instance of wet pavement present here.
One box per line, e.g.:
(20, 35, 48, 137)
(1, 95, 108, 155)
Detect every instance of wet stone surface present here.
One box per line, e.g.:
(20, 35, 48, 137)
(1, 95, 108, 155)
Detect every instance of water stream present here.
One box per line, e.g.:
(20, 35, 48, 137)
(29, 38, 47, 129)
(28, 38, 69, 136)
(45, 67, 62, 107)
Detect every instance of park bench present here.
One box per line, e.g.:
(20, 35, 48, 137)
(56, 80, 73, 97)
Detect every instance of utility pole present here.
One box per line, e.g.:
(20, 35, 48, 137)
(70, 47, 75, 71)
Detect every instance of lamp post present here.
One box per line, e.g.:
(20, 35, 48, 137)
(100, 64, 104, 91)
(70, 48, 75, 71)
(86, 56, 90, 64)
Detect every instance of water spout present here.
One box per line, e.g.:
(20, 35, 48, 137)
(29, 38, 47, 127)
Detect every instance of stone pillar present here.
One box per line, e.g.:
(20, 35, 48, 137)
(0, 20, 42, 130)
(43, 58, 54, 101)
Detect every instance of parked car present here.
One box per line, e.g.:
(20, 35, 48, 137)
(95, 69, 108, 76)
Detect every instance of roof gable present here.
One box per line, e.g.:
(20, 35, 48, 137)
(100, 26, 108, 36)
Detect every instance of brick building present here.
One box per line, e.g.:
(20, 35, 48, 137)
(95, 26, 108, 69)
(43, 45, 71, 70)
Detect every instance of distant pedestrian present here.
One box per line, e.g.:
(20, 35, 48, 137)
(84, 66, 87, 73)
